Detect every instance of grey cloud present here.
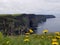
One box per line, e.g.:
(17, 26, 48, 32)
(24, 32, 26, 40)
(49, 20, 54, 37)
(46, 0, 60, 2)
(0, 0, 60, 15)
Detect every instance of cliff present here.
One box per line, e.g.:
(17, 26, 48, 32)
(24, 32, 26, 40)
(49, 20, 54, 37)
(0, 14, 55, 35)
(44, 15, 56, 18)
(14, 14, 55, 34)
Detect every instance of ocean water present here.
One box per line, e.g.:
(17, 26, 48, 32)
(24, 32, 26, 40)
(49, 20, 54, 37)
(37, 18, 60, 34)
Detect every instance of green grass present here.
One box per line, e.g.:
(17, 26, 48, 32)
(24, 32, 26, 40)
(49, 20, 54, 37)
(0, 33, 60, 45)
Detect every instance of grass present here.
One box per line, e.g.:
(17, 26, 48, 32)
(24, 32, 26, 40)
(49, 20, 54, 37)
(0, 32, 60, 45)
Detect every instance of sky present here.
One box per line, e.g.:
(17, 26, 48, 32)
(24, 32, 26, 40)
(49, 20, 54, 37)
(0, 0, 60, 17)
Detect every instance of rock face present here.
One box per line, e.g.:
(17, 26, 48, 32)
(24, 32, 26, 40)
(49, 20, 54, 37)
(0, 14, 55, 35)
(15, 14, 55, 33)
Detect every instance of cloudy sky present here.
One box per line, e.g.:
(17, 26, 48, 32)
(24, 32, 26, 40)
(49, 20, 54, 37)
(0, 0, 60, 17)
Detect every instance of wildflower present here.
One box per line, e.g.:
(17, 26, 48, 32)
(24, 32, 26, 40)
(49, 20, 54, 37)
(25, 35, 29, 38)
(25, 33, 30, 35)
(6, 41, 10, 44)
(55, 32, 60, 35)
(24, 39, 30, 42)
(55, 36, 60, 39)
(43, 29, 48, 34)
(52, 39, 57, 42)
(29, 29, 33, 33)
(52, 42, 59, 45)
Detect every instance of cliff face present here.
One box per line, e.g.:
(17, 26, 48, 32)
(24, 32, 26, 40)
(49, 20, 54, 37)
(0, 14, 55, 35)
(14, 14, 55, 33)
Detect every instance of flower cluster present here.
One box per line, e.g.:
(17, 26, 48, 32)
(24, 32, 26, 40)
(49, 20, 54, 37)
(52, 38, 59, 45)
(24, 33, 30, 42)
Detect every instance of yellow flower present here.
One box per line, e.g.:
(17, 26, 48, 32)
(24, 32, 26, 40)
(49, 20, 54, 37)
(24, 39, 30, 42)
(55, 36, 60, 39)
(43, 29, 48, 33)
(55, 32, 60, 35)
(52, 39, 57, 42)
(25, 33, 30, 35)
(29, 29, 33, 33)
(52, 42, 59, 45)
(25, 35, 29, 38)
(6, 41, 10, 44)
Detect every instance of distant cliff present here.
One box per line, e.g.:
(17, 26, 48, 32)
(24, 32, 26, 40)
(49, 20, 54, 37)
(15, 14, 55, 33)
(44, 15, 56, 18)
(0, 14, 56, 35)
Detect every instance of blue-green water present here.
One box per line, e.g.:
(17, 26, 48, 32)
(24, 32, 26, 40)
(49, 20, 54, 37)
(37, 18, 60, 34)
